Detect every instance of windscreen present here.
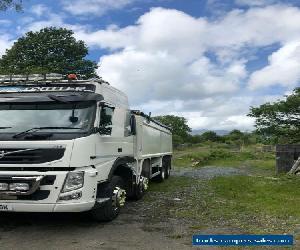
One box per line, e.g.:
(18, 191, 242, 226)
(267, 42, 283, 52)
(0, 102, 96, 133)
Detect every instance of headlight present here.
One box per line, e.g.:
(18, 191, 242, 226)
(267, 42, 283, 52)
(9, 183, 30, 191)
(59, 191, 82, 201)
(0, 183, 8, 191)
(62, 171, 84, 193)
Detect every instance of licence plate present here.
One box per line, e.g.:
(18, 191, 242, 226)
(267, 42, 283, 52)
(0, 204, 13, 211)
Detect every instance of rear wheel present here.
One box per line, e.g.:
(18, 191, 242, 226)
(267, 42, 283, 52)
(132, 160, 150, 200)
(157, 165, 167, 182)
(91, 175, 126, 222)
(165, 164, 171, 179)
(165, 158, 171, 179)
(132, 176, 149, 200)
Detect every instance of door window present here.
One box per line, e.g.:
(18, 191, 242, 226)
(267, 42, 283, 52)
(99, 106, 114, 135)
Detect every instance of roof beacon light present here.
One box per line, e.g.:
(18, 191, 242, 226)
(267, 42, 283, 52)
(68, 74, 77, 80)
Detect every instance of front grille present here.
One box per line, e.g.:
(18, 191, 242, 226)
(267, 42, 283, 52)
(40, 175, 56, 185)
(18, 190, 50, 200)
(0, 190, 50, 201)
(0, 148, 65, 164)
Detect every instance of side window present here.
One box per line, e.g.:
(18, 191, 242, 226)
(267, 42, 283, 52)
(99, 106, 114, 135)
(124, 110, 132, 137)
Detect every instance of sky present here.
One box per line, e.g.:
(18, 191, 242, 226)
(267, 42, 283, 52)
(0, 0, 300, 132)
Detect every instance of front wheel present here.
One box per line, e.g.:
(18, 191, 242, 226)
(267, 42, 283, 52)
(91, 175, 126, 222)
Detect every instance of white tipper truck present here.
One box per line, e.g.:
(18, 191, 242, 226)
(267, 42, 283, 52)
(0, 74, 172, 221)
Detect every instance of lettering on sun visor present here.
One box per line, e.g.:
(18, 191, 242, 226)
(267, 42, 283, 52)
(0, 85, 95, 93)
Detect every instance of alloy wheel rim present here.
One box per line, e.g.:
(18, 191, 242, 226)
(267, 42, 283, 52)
(112, 186, 126, 210)
(161, 168, 165, 179)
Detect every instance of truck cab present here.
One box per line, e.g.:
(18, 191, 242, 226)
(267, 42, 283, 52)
(0, 74, 172, 221)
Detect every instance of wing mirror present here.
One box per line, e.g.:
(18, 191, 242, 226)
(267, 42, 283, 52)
(130, 115, 136, 135)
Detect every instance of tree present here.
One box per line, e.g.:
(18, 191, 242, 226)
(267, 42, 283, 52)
(187, 134, 203, 144)
(154, 115, 191, 145)
(248, 87, 300, 143)
(228, 130, 244, 140)
(222, 129, 255, 146)
(0, 27, 98, 78)
(201, 131, 220, 142)
(0, 0, 22, 11)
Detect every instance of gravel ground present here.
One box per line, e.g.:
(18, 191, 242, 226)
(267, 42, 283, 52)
(172, 166, 246, 179)
(0, 203, 192, 250)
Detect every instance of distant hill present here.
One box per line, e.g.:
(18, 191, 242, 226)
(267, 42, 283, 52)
(191, 129, 230, 136)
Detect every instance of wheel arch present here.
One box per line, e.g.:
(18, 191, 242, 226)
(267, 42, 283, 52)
(108, 156, 135, 181)
(107, 156, 135, 197)
(141, 158, 151, 178)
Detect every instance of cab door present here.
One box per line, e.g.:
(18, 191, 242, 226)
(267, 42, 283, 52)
(94, 104, 134, 178)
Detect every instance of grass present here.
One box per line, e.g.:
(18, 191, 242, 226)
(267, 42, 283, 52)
(147, 176, 192, 193)
(173, 144, 275, 174)
(209, 175, 300, 219)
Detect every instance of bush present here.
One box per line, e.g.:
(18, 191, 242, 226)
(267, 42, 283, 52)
(209, 150, 234, 160)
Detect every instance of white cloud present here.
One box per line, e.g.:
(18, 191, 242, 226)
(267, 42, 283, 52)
(249, 41, 300, 89)
(99, 49, 243, 105)
(75, 25, 138, 50)
(31, 4, 49, 17)
(0, 36, 13, 56)
(22, 14, 65, 32)
(61, 0, 134, 16)
(187, 114, 255, 131)
(136, 95, 275, 131)
(0, 20, 11, 26)
(235, 0, 278, 6)
(79, 5, 300, 58)
(19, 12, 86, 35)
(205, 5, 300, 50)
(78, 5, 300, 71)
(88, 5, 299, 88)
(78, 8, 248, 109)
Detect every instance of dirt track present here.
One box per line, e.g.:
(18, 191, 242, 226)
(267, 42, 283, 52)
(0, 201, 193, 250)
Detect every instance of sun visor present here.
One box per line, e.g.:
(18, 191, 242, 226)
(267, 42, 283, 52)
(0, 92, 104, 103)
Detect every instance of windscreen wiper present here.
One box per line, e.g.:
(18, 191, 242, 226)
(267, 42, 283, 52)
(48, 94, 70, 103)
(13, 127, 81, 139)
(0, 127, 12, 129)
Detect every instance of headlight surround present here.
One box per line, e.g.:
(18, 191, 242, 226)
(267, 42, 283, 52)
(62, 171, 84, 193)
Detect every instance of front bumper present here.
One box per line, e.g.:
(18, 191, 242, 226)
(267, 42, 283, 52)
(0, 167, 99, 212)
(0, 200, 96, 212)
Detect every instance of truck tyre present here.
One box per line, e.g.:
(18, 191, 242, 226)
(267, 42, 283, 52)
(91, 175, 126, 222)
(133, 182, 144, 200)
(165, 158, 171, 179)
(133, 176, 149, 200)
(157, 165, 167, 182)
(165, 164, 171, 179)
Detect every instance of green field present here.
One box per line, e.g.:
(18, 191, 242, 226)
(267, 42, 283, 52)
(174, 142, 273, 166)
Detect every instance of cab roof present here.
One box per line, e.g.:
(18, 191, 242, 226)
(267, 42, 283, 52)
(0, 75, 129, 108)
